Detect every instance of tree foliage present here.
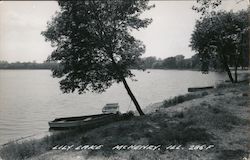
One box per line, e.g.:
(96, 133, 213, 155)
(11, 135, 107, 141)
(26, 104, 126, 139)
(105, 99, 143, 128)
(192, 0, 221, 16)
(190, 9, 249, 82)
(42, 0, 153, 94)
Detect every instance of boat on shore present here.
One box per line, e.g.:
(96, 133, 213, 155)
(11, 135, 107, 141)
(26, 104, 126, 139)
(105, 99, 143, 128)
(188, 86, 214, 92)
(102, 103, 119, 114)
(48, 113, 119, 130)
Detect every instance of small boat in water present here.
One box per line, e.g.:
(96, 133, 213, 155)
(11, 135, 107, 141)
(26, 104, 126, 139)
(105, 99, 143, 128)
(48, 113, 119, 129)
(188, 86, 214, 92)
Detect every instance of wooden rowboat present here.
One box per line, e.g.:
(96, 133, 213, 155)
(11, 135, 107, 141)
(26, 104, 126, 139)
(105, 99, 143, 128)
(102, 103, 119, 114)
(48, 113, 119, 129)
(188, 86, 214, 92)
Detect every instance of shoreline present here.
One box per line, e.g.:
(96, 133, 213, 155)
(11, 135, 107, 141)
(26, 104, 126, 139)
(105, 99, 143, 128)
(0, 131, 51, 148)
(0, 78, 249, 159)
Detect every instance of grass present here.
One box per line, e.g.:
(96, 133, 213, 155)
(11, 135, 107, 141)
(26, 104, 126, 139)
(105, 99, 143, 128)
(0, 130, 83, 160)
(216, 82, 235, 89)
(217, 149, 248, 160)
(162, 91, 208, 108)
(83, 113, 212, 148)
(185, 102, 248, 131)
(147, 120, 211, 145)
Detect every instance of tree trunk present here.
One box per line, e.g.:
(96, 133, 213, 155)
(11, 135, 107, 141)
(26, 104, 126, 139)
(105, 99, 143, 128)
(222, 54, 234, 83)
(225, 63, 234, 83)
(108, 52, 145, 115)
(234, 54, 238, 83)
(122, 77, 145, 115)
(234, 65, 238, 83)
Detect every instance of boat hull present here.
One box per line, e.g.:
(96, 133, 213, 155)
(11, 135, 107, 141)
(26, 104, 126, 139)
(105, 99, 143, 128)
(48, 113, 119, 129)
(188, 86, 214, 92)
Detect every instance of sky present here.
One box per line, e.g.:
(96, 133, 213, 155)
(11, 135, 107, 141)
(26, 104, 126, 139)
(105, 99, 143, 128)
(0, 0, 248, 63)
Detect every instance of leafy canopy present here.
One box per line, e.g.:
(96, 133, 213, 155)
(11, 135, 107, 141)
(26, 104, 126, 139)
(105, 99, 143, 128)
(192, 0, 221, 16)
(190, 10, 248, 72)
(42, 0, 153, 94)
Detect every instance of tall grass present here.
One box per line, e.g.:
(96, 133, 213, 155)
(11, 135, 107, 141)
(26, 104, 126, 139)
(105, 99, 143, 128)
(0, 130, 81, 160)
(216, 82, 235, 89)
(162, 91, 208, 108)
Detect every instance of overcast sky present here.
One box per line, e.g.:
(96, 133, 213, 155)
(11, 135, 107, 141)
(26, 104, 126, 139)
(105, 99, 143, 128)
(0, 0, 248, 63)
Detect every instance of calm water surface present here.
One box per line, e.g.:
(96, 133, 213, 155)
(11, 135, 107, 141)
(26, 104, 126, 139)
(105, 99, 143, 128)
(0, 69, 226, 144)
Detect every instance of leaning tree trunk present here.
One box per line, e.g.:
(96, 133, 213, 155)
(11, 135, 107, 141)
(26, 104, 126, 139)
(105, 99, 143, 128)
(121, 77, 145, 115)
(234, 55, 238, 83)
(234, 65, 238, 83)
(224, 62, 234, 83)
(222, 54, 234, 83)
(109, 53, 145, 116)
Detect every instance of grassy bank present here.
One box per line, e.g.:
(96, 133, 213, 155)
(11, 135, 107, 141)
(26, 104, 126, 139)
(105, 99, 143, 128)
(0, 81, 249, 160)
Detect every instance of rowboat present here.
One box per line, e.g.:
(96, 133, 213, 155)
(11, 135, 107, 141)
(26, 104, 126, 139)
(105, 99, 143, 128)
(102, 103, 119, 114)
(188, 86, 214, 92)
(48, 113, 119, 129)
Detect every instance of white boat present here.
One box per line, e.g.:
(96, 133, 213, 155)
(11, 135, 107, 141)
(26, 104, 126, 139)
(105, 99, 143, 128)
(102, 103, 119, 114)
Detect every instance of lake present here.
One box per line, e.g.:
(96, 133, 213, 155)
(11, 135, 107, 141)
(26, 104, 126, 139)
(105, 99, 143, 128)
(0, 69, 226, 145)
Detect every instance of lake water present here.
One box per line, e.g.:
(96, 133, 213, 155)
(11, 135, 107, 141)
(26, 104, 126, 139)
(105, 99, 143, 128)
(0, 69, 226, 145)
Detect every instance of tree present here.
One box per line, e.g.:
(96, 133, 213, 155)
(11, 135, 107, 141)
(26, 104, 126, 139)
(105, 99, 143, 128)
(192, 0, 221, 16)
(190, 10, 248, 83)
(162, 57, 176, 69)
(42, 1, 154, 115)
(141, 56, 157, 69)
(175, 55, 185, 69)
(152, 60, 163, 69)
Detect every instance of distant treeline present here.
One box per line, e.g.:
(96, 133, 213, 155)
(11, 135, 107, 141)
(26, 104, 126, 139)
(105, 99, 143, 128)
(140, 54, 248, 71)
(0, 61, 58, 69)
(0, 53, 247, 70)
(0, 56, 200, 70)
(140, 54, 201, 70)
